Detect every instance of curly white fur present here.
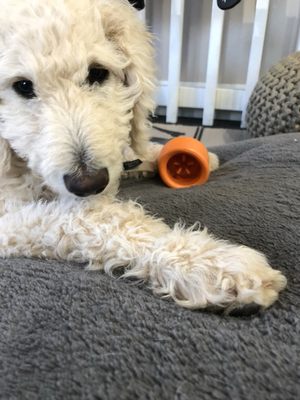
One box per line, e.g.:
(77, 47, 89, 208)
(0, 0, 286, 311)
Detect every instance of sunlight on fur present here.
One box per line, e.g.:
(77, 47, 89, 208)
(0, 0, 286, 313)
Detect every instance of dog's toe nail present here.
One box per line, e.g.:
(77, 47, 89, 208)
(228, 302, 262, 317)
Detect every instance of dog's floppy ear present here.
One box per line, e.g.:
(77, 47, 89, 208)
(0, 136, 13, 176)
(101, 1, 155, 157)
(128, 0, 145, 10)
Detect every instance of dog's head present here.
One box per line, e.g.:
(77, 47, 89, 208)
(0, 0, 155, 198)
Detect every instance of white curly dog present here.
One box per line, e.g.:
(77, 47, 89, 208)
(0, 0, 286, 312)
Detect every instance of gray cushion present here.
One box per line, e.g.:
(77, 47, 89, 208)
(1, 133, 299, 399)
(246, 52, 300, 137)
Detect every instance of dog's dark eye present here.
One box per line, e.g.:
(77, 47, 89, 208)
(87, 67, 109, 85)
(12, 80, 36, 99)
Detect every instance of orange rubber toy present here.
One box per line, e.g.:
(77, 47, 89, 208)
(158, 137, 210, 189)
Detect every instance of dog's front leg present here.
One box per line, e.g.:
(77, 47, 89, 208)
(0, 200, 286, 311)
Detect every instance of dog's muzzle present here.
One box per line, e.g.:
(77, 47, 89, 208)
(63, 168, 109, 197)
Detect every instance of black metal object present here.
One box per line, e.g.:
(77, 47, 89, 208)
(123, 159, 143, 171)
(217, 0, 242, 10)
(128, 0, 145, 10)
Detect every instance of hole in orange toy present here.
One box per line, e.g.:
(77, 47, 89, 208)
(167, 153, 202, 184)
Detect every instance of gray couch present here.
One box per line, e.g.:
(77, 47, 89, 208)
(1, 133, 299, 400)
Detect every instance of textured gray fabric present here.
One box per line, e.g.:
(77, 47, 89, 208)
(246, 52, 300, 137)
(0, 133, 300, 400)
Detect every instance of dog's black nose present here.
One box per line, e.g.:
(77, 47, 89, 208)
(63, 168, 109, 197)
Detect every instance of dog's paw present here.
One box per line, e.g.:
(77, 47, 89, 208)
(208, 152, 219, 172)
(121, 160, 157, 180)
(122, 142, 163, 180)
(143, 142, 164, 163)
(219, 245, 287, 310)
(141, 228, 287, 311)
